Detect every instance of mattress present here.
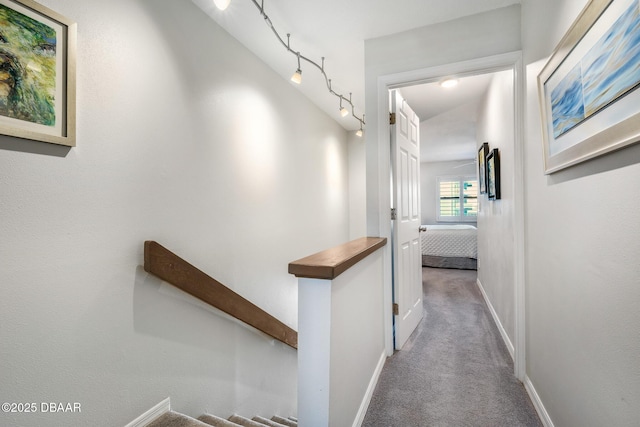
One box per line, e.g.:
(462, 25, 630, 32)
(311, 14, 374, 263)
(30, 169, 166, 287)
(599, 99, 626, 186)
(420, 225, 477, 259)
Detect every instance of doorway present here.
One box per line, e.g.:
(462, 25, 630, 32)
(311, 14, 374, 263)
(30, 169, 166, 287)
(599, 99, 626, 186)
(376, 52, 525, 380)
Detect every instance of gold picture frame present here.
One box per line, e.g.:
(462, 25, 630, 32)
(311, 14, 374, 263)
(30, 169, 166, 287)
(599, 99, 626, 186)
(0, 0, 76, 146)
(537, 0, 640, 174)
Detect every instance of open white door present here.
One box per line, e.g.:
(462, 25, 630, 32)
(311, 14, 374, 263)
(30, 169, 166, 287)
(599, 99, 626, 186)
(391, 90, 423, 350)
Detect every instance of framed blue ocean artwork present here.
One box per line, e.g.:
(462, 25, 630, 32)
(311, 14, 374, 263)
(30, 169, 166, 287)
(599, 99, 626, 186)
(0, 0, 76, 146)
(538, 0, 640, 173)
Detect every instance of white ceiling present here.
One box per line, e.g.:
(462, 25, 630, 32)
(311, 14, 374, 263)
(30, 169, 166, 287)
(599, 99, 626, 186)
(401, 73, 496, 122)
(401, 72, 497, 162)
(192, 0, 517, 160)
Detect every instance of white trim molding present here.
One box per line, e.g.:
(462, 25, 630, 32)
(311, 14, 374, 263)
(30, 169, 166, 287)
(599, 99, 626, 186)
(524, 377, 555, 427)
(477, 278, 515, 358)
(512, 53, 527, 382)
(353, 351, 387, 427)
(124, 397, 171, 427)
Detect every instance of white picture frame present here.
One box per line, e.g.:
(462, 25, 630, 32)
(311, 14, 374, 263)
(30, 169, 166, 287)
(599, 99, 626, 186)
(537, 0, 640, 174)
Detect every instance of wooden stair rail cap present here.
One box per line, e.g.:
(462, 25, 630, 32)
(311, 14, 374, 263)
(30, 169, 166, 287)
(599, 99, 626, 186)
(288, 237, 387, 280)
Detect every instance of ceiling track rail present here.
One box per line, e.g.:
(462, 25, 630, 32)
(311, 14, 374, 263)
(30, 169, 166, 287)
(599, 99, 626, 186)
(248, 0, 365, 128)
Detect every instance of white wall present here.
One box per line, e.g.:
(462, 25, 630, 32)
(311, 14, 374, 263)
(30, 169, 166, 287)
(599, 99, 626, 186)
(420, 101, 480, 163)
(420, 160, 477, 225)
(476, 70, 516, 349)
(348, 131, 367, 240)
(296, 245, 385, 427)
(0, 0, 350, 426)
(522, 0, 640, 425)
(329, 249, 385, 427)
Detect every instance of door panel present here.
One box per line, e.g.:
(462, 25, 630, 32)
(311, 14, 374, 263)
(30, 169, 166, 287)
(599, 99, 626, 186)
(391, 90, 423, 350)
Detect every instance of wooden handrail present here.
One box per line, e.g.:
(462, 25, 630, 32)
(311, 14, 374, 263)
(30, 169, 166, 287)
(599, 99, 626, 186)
(288, 237, 387, 280)
(144, 241, 297, 349)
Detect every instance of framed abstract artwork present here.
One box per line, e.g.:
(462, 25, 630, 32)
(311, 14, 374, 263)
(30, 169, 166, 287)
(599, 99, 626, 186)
(537, 0, 640, 174)
(478, 142, 489, 194)
(487, 149, 500, 201)
(0, 0, 76, 146)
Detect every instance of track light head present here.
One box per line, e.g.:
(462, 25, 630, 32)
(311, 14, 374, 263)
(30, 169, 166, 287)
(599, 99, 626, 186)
(339, 97, 349, 117)
(356, 119, 363, 137)
(214, 0, 231, 10)
(291, 52, 302, 84)
(291, 68, 302, 84)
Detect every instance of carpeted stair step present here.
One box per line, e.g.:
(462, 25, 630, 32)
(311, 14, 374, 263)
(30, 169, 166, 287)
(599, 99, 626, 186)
(198, 414, 242, 426)
(251, 416, 287, 427)
(270, 416, 297, 427)
(197, 414, 295, 427)
(147, 411, 213, 427)
(227, 414, 267, 427)
(140, 408, 297, 427)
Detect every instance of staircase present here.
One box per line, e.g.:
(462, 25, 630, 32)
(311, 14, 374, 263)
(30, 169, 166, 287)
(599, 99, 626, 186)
(139, 238, 387, 427)
(147, 411, 298, 427)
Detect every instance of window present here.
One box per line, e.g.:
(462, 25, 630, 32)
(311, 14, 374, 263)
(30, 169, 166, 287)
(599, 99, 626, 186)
(437, 176, 478, 222)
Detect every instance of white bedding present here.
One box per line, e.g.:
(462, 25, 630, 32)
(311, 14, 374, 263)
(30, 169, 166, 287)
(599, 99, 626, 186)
(420, 225, 477, 259)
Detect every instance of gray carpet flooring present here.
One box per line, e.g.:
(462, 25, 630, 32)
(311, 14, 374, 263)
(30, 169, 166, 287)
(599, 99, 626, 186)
(362, 267, 542, 427)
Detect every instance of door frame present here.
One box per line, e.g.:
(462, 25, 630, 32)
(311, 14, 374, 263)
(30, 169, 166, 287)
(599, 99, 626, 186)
(374, 51, 526, 380)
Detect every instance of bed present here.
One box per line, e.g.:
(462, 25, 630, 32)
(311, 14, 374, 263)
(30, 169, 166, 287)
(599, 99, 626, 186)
(420, 224, 477, 270)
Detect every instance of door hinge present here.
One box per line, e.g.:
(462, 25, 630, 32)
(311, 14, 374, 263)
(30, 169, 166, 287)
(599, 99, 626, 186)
(391, 208, 397, 220)
(393, 303, 399, 316)
(389, 112, 396, 125)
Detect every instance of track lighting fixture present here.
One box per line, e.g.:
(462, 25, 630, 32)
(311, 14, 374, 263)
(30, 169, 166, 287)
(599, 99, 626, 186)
(291, 69, 302, 84)
(291, 51, 302, 84)
(356, 115, 364, 137)
(215, 0, 365, 130)
(339, 97, 348, 117)
(213, 0, 231, 10)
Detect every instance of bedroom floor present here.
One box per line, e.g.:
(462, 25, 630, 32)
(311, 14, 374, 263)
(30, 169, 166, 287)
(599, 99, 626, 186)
(362, 267, 542, 426)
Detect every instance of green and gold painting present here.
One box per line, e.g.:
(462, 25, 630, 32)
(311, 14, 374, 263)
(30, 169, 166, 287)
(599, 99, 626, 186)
(0, 2, 57, 127)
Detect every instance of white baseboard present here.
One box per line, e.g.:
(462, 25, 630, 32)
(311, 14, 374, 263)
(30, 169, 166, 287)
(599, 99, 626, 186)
(476, 280, 553, 427)
(524, 376, 554, 427)
(352, 350, 386, 427)
(125, 397, 171, 427)
(476, 278, 514, 359)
